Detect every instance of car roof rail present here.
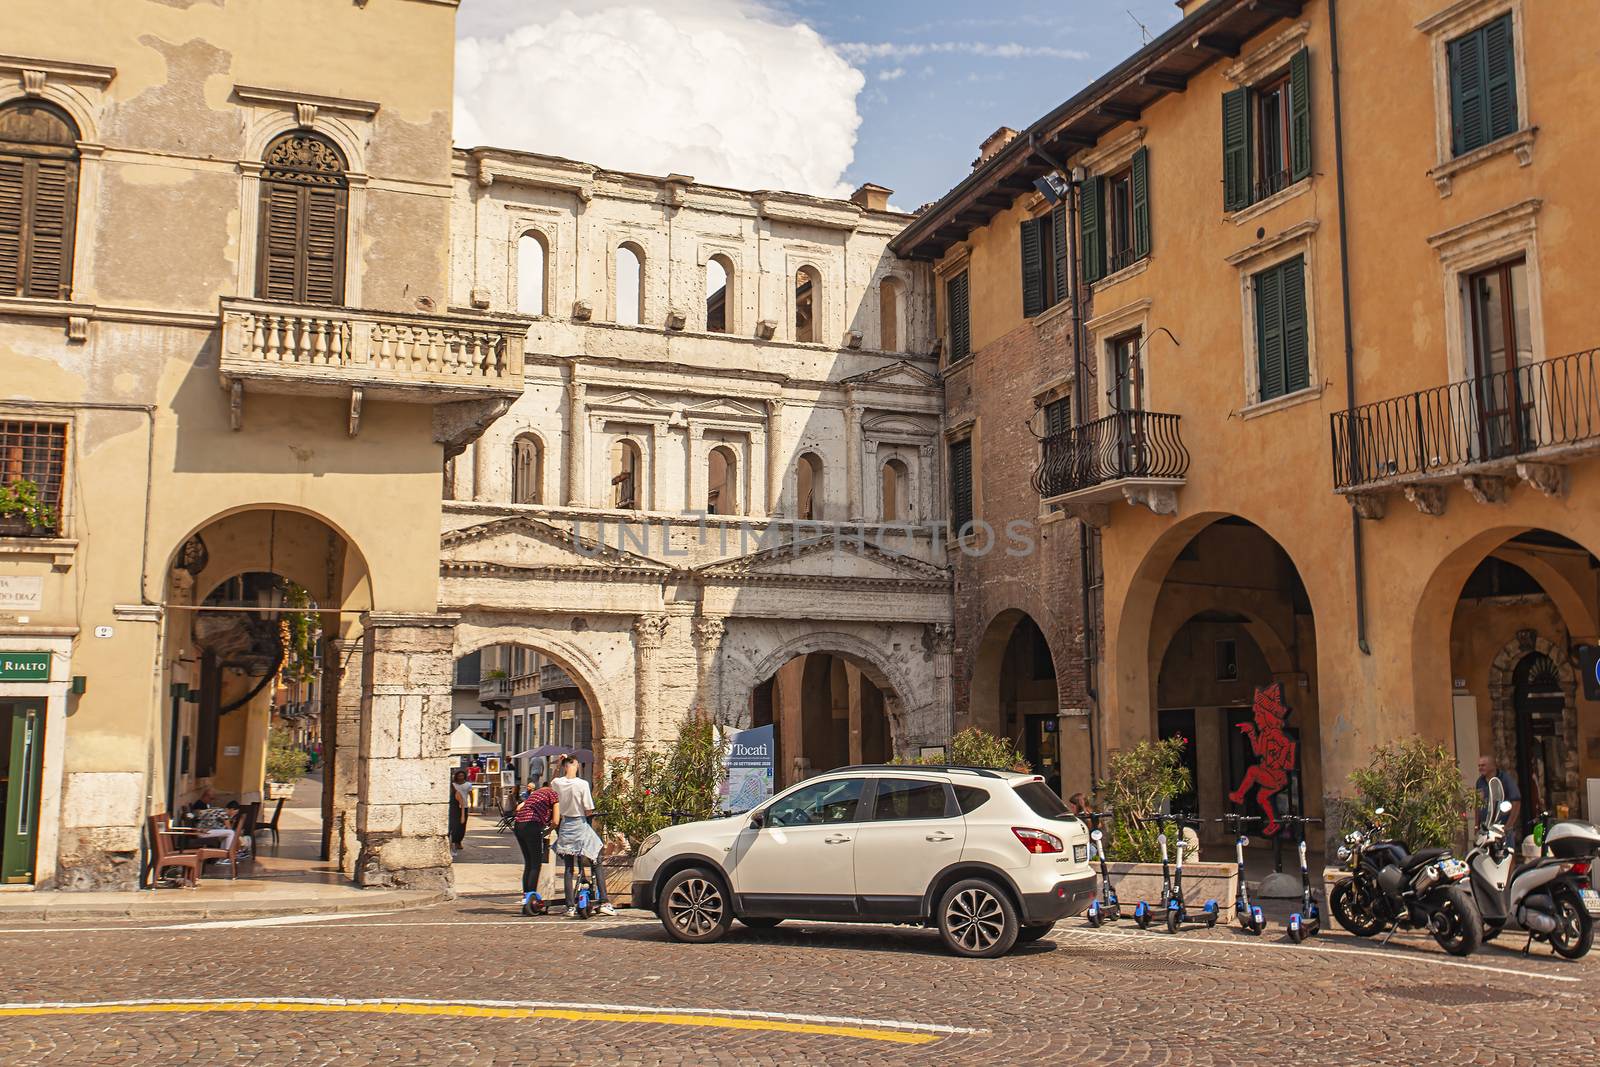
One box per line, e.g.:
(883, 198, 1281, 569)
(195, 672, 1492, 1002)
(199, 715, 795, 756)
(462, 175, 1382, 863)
(834, 763, 1006, 779)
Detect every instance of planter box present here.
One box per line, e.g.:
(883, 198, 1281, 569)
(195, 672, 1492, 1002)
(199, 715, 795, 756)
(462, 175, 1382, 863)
(266, 782, 295, 800)
(604, 861, 634, 907)
(1104, 860, 1238, 921)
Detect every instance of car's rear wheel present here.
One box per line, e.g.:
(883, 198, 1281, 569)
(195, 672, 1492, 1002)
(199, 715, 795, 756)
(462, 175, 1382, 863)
(658, 868, 732, 944)
(1016, 921, 1055, 943)
(736, 916, 783, 930)
(937, 878, 1019, 958)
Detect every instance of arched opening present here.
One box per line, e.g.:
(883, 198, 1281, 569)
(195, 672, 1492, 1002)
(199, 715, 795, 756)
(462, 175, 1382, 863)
(967, 610, 1065, 794)
(796, 451, 823, 520)
(750, 651, 893, 789)
(707, 443, 738, 515)
(256, 131, 348, 306)
(705, 254, 732, 333)
(794, 264, 821, 343)
(615, 242, 643, 326)
(880, 457, 909, 521)
(879, 275, 903, 352)
(609, 438, 641, 510)
(512, 434, 542, 504)
(0, 99, 80, 300)
(516, 231, 547, 315)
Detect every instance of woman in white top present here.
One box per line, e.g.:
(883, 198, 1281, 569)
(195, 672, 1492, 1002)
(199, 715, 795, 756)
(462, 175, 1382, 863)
(551, 755, 615, 916)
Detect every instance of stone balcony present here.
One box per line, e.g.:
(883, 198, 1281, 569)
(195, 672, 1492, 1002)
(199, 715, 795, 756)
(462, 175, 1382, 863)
(539, 663, 580, 702)
(218, 297, 528, 432)
(1032, 409, 1190, 527)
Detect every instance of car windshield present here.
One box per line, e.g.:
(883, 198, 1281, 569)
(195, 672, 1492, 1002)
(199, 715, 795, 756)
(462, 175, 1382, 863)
(1013, 781, 1075, 820)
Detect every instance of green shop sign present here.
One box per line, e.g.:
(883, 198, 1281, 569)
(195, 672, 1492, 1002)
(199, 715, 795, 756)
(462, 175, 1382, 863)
(0, 653, 51, 682)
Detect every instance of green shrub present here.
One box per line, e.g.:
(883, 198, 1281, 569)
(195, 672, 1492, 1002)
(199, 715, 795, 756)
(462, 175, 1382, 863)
(0, 477, 55, 530)
(593, 719, 726, 857)
(1343, 738, 1473, 849)
(895, 727, 1028, 771)
(265, 728, 310, 784)
(1096, 736, 1192, 863)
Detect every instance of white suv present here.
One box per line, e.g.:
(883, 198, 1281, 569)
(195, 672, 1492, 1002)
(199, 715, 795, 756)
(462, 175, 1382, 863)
(631, 765, 1095, 957)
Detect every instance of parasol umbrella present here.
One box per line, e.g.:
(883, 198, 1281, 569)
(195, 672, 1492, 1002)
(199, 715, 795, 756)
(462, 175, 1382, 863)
(510, 744, 595, 764)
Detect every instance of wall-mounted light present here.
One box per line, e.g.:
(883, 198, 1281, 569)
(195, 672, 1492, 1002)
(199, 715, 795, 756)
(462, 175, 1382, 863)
(1032, 172, 1071, 205)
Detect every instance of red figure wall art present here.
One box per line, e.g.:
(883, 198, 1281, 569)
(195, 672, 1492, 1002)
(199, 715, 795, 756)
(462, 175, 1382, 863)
(1227, 681, 1297, 836)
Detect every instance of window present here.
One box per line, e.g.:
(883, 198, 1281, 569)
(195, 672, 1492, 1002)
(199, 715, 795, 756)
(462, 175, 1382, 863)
(1019, 201, 1068, 315)
(615, 243, 644, 325)
(610, 438, 641, 509)
(257, 132, 348, 306)
(1252, 255, 1309, 403)
(880, 457, 908, 522)
(794, 264, 821, 342)
(512, 434, 542, 504)
(1222, 49, 1311, 212)
(707, 444, 737, 515)
(948, 437, 973, 532)
(0, 420, 67, 537)
(1081, 147, 1149, 284)
(1448, 13, 1517, 157)
(953, 785, 991, 815)
(1042, 396, 1071, 437)
(516, 232, 547, 315)
(945, 270, 970, 363)
(1013, 781, 1071, 819)
(705, 254, 732, 333)
(1109, 330, 1143, 412)
(1215, 639, 1239, 682)
(879, 276, 902, 351)
(868, 778, 951, 821)
(762, 777, 863, 827)
(796, 452, 823, 520)
(1467, 257, 1533, 457)
(0, 101, 79, 300)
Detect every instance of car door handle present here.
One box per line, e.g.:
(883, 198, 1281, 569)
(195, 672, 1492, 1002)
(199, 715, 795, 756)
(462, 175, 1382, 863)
(925, 833, 955, 842)
(824, 834, 852, 844)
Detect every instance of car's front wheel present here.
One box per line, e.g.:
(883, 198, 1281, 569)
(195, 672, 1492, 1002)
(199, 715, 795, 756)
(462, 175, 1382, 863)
(658, 868, 732, 944)
(937, 878, 1019, 958)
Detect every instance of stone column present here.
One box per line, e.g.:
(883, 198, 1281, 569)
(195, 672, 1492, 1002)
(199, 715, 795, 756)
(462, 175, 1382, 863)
(862, 438, 880, 523)
(749, 429, 766, 517)
(692, 615, 727, 720)
(632, 614, 669, 745)
(322, 636, 364, 875)
(918, 442, 935, 523)
(686, 424, 706, 513)
(472, 437, 493, 503)
(765, 398, 785, 517)
(566, 377, 588, 507)
(650, 423, 669, 514)
(930, 623, 955, 748)
(844, 402, 864, 522)
(847, 667, 864, 765)
(355, 612, 458, 892)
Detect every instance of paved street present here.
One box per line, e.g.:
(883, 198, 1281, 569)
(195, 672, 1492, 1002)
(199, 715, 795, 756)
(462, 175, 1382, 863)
(2, 892, 1595, 1065)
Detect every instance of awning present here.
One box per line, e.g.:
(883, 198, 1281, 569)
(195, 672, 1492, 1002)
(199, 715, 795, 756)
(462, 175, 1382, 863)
(449, 723, 501, 756)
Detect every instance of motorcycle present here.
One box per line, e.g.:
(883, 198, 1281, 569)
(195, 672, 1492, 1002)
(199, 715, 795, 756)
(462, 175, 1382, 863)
(1468, 782, 1599, 958)
(1329, 806, 1483, 956)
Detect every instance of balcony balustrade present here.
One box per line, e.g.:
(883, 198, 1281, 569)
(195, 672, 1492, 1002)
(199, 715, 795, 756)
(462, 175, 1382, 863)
(539, 663, 580, 702)
(1032, 409, 1189, 524)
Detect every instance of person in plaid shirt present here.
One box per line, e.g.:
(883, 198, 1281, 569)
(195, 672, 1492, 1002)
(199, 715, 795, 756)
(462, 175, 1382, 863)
(514, 780, 559, 900)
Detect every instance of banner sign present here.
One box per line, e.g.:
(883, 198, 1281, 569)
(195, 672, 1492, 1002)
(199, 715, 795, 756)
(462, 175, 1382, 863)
(0, 652, 51, 682)
(720, 724, 775, 813)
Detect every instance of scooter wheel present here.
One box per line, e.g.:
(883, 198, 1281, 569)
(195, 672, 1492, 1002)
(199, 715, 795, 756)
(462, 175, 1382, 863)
(1206, 912, 1218, 929)
(1106, 906, 1121, 923)
(1087, 905, 1103, 928)
(1248, 907, 1265, 935)
(1166, 908, 1182, 934)
(1287, 916, 1304, 943)
(1134, 903, 1150, 929)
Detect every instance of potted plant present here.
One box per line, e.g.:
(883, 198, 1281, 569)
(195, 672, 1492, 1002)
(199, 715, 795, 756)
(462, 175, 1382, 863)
(0, 477, 56, 536)
(265, 727, 310, 799)
(1341, 738, 1474, 851)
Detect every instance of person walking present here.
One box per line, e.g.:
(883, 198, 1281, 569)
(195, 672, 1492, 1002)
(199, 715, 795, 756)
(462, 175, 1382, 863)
(513, 778, 559, 911)
(1475, 754, 1522, 849)
(552, 755, 616, 917)
(449, 770, 471, 852)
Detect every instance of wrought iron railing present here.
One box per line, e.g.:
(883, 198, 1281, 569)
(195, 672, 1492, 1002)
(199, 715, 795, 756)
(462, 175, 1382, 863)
(1032, 409, 1189, 499)
(1330, 348, 1600, 491)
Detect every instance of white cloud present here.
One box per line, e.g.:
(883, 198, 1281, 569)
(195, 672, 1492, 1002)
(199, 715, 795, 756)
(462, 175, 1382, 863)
(877, 67, 906, 82)
(836, 40, 1090, 62)
(454, 0, 865, 198)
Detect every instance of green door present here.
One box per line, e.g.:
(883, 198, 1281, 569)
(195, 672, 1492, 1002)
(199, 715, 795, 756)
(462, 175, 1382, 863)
(2, 701, 46, 884)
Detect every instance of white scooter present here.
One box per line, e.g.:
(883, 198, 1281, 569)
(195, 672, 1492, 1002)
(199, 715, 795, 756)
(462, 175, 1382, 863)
(1466, 782, 1599, 958)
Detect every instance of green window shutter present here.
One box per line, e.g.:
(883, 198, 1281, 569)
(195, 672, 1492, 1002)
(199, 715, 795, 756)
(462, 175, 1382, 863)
(948, 438, 973, 532)
(1050, 199, 1069, 308)
(1483, 13, 1518, 143)
(1255, 262, 1286, 402)
(946, 271, 970, 363)
(1044, 397, 1071, 436)
(1131, 146, 1151, 261)
(1281, 256, 1308, 393)
(1448, 29, 1488, 156)
(1079, 174, 1103, 284)
(1222, 87, 1252, 211)
(1020, 216, 1044, 317)
(1290, 48, 1312, 183)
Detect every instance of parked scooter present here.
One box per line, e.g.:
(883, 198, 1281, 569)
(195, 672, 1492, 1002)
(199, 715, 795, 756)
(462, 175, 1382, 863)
(1216, 813, 1265, 934)
(1135, 814, 1218, 933)
(1277, 815, 1323, 943)
(1084, 810, 1120, 927)
(521, 890, 549, 917)
(1329, 807, 1483, 956)
(1132, 817, 1173, 930)
(1468, 780, 1600, 958)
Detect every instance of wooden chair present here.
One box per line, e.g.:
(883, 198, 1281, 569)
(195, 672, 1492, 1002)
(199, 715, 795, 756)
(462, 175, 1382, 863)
(147, 813, 225, 887)
(208, 808, 249, 879)
(237, 801, 262, 856)
(257, 797, 285, 848)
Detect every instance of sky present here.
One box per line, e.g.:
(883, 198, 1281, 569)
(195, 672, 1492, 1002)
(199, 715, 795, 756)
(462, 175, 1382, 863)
(454, 0, 1185, 211)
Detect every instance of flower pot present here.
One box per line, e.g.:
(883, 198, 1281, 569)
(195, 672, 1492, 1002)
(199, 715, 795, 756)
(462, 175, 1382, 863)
(266, 781, 296, 800)
(603, 860, 635, 906)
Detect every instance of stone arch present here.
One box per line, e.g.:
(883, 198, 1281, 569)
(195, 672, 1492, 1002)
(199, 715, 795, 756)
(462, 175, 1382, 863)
(164, 503, 374, 610)
(0, 83, 99, 144)
(244, 112, 367, 176)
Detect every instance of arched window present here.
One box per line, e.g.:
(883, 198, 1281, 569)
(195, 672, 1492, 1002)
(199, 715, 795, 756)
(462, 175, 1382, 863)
(794, 265, 821, 343)
(512, 434, 543, 504)
(796, 452, 823, 520)
(0, 100, 80, 299)
(616, 243, 643, 326)
(257, 131, 348, 306)
(610, 438, 641, 509)
(707, 444, 738, 515)
(705, 254, 733, 333)
(881, 457, 909, 521)
(516, 232, 547, 315)
(879, 276, 903, 352)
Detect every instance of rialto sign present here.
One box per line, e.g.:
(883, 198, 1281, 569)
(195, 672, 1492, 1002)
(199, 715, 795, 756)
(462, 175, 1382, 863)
(0, 652, 51, 682)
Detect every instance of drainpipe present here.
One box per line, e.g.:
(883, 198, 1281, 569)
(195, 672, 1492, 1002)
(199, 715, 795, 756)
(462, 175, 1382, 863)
(1329, 0, 1371, 656)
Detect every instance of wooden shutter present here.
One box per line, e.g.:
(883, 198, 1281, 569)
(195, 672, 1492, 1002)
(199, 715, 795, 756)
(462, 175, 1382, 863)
(302, 185, 347, 306)
(1044, 397, 1071, 436)
(1282, 256, 1308, 393)
(1290, 48, 1312, 182)
(1255, 263, 1286, 402)
(1019, 216, 1044, 317)
(946, 271, 970, 363)
(1079, 174, 1103, 284)
(1050, 200, 1069, 308)
(258, 182, 303, 302)
(1131, 147, 1151, 261)
(1222, 87, 1252, 211)
(0, 153, 77, 299)
(948, 438, 973, 532)
(0, 158, 21, 295)
(1483, 14, 1518, 144)
(1449, 30, 1487, 156)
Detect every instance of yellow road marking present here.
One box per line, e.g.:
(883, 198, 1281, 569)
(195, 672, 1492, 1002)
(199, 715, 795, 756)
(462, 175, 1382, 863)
(0, 1001, 941, 1045)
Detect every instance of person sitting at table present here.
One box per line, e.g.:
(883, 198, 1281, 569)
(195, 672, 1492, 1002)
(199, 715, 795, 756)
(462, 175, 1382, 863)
(185, 786, 237, 857)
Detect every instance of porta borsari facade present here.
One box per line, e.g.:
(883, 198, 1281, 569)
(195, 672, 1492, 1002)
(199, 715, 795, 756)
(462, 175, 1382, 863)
(895, 0, 1600, 840)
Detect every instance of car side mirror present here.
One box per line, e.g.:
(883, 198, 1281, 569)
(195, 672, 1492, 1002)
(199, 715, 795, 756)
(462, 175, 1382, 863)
(748, 812, 764, 830)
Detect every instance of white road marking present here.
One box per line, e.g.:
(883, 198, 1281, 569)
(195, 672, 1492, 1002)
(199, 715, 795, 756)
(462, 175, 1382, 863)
(155, 911, 392, 930)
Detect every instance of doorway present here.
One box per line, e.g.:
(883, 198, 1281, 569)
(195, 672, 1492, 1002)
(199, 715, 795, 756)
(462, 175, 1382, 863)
(1512, 651, 1565, 815)
(1, 699, 45, 884)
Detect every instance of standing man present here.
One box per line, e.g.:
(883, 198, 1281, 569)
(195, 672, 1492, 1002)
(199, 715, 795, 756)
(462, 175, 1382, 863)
(552, 755, 616, 917)
(1476, 755, 1522, 848)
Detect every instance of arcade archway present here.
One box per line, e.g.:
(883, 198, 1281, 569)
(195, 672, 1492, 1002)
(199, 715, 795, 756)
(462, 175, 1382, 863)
(748, 650, 900, 790)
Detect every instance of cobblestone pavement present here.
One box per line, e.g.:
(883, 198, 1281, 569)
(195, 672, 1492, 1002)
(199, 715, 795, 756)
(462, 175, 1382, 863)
(1, 894, 1596, 1065)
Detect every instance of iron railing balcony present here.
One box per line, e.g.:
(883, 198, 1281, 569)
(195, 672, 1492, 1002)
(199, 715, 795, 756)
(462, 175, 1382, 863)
(1032, 409, 1189, 523)
(539, 663, 580, 702)
(1330, 347, 1600, 514)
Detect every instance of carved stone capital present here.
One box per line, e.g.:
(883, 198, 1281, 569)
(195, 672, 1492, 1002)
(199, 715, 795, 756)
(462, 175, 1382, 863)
(692, 616, 727, 648)
(432, 396, 513, 460)
(927, 623, 955, 656)
(1462, 474, 1508, 505)
(1404, 484, 1446, 516)
(632, 613, 669, 650)
(21, 69, 46, 96)
(1349, 492, 1386, 520)
(1516, 461, 1567, 498)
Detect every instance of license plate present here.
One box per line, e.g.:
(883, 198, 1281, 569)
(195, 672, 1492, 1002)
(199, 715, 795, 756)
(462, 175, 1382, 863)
(1581, 888, 1600, 917)
(1074, 844, 1088, 863)
(1438, 859, 1468, 882)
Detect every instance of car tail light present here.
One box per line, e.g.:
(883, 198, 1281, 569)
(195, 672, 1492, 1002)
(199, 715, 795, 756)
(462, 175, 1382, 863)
(1012, 827, 1063, 854)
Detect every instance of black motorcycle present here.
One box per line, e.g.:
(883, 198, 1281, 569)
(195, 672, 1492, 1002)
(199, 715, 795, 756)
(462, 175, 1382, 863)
(1329, 807, 1483, 957)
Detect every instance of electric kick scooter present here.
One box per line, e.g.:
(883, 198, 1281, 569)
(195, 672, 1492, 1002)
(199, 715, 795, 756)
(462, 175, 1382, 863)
(1132, 814, 1174, 929)
(1216, 812, 1266, 934)
(1135, 814, 1219, 932)
(1279, 815, 1324, 943)
(1082, 810, 1120, 927)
